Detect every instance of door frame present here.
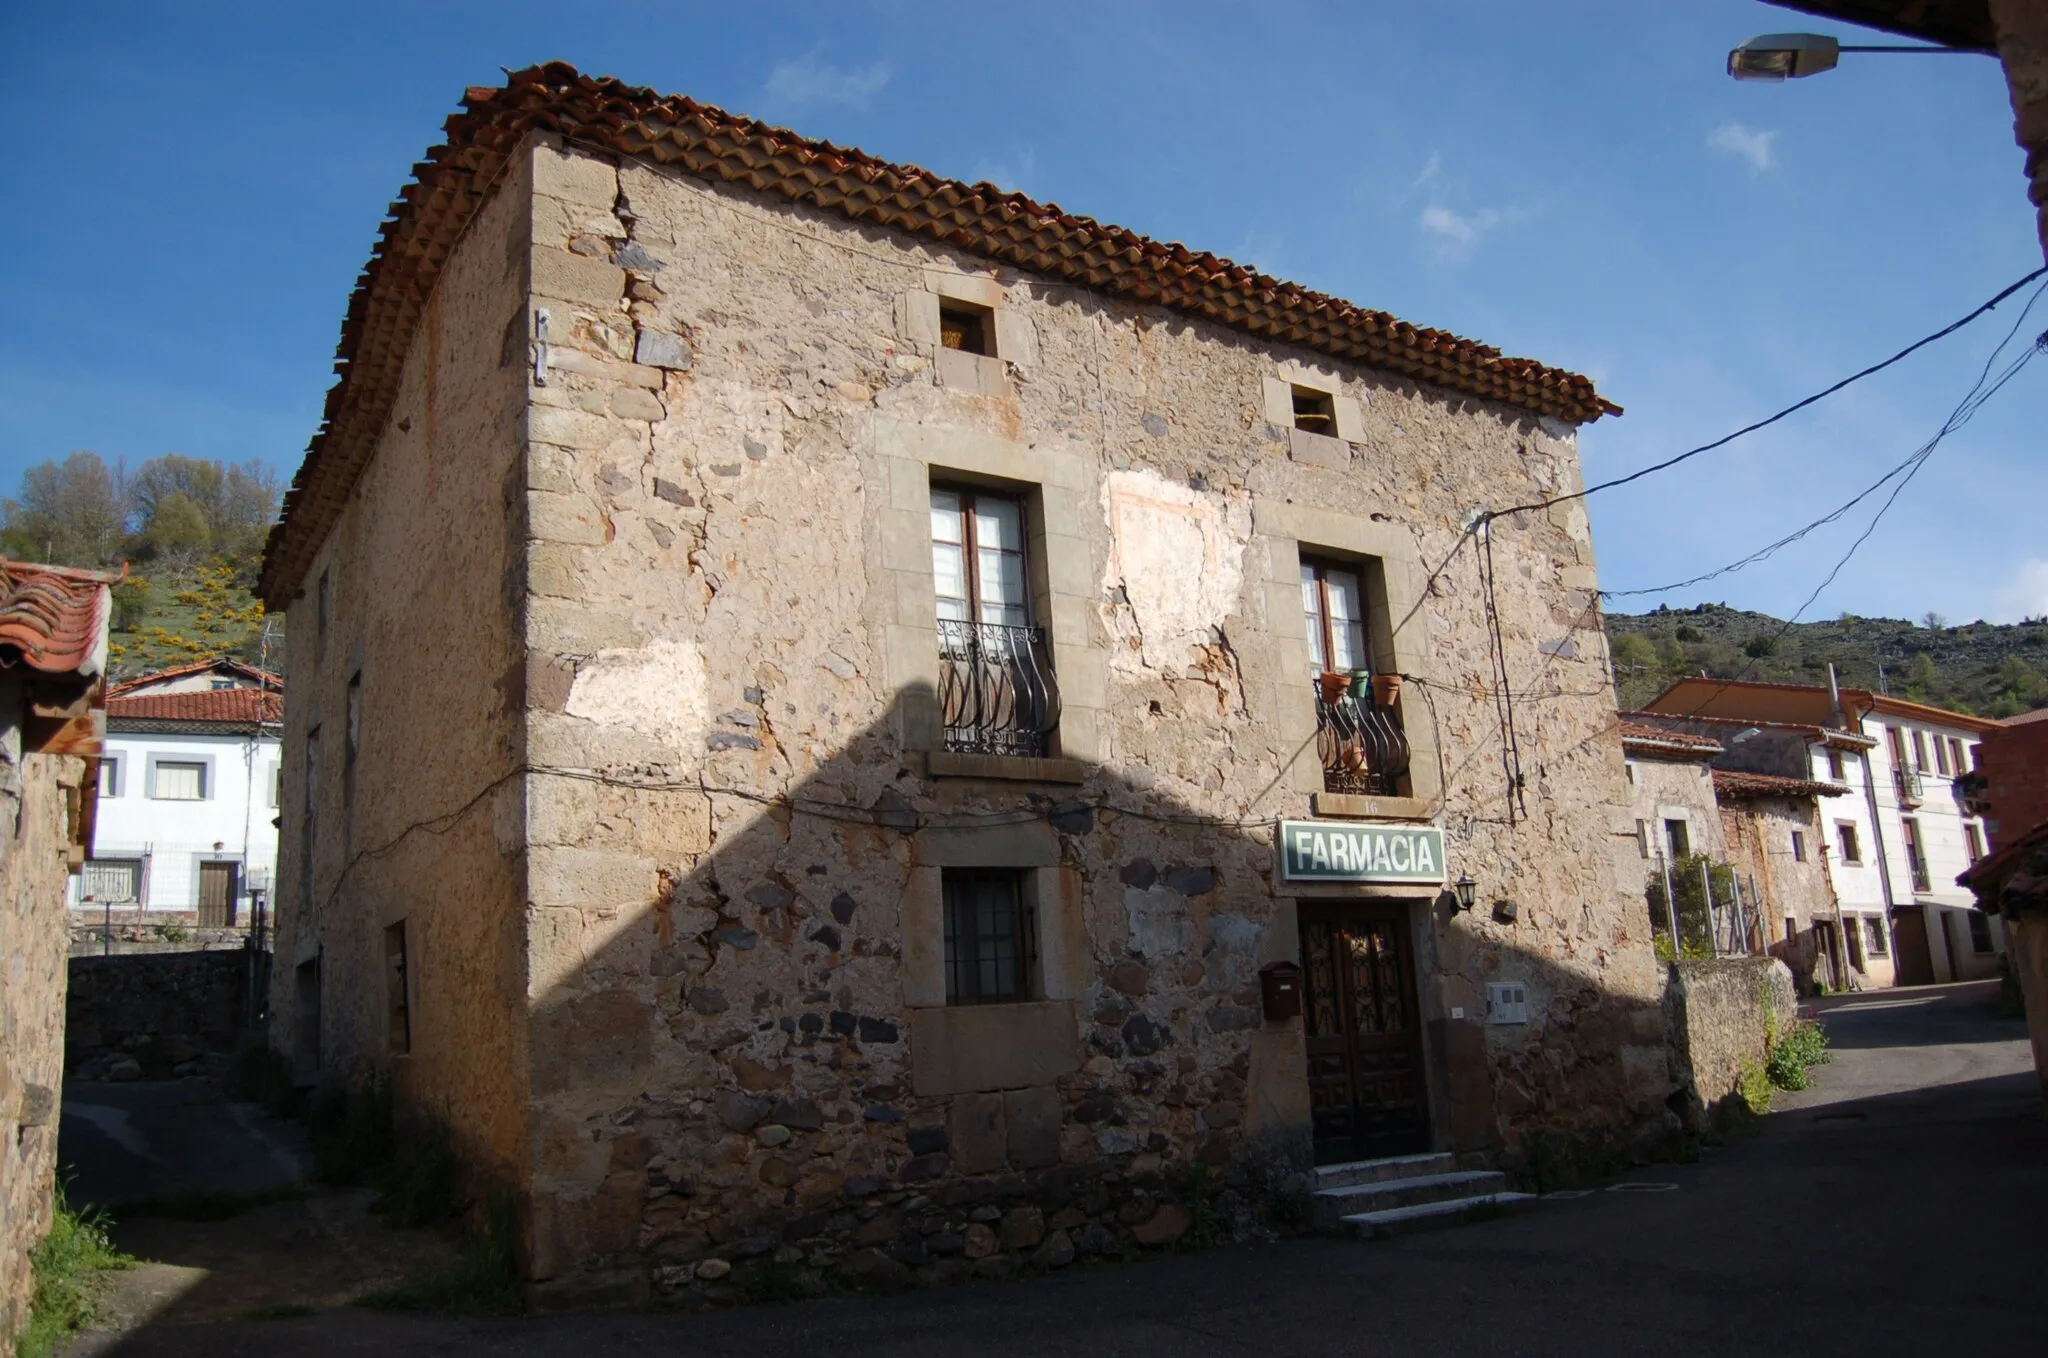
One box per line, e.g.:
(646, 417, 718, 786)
(1295, 894, 1434, 1164)
(197, 858, 241, 928)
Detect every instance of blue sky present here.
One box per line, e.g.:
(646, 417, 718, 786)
(3, 1, 2042, 623)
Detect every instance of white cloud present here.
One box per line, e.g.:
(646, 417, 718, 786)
(1997, 558, 2048, 622)
(762, 52, 892, 110)
(1419, 204, 1502, 246)
(1708, 122, 1779, 172)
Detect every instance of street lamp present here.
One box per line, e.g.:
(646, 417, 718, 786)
(1727, 32, 1988, 81)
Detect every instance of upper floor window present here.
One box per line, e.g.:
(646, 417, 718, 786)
(1291, 386, 1337, 436)
(316, 568, 332, 660)
(930, 486, 1057, 757)
(209, 678, 235, 691)
(1791, 830, 1807, 863)
(1934, 736, 1951, 776)
(1665, 817, 1691, 860)
(939, 302, 993, 357)
(152, 760, 206, 801)
(1901, 816, 1929, 892)
(98, 757, 122, 799)
(1303, 555, 1408, 797)
(1951, 736, 1970, 772)
(1836, 821, 1861, 864)
(1826, 748, 1844, 781)
(1911, 729, 1929, 770)
(1966, 822, 1986, 862)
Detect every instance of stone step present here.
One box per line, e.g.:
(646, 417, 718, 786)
(1311, 1169, 1509, 1228)
(1312, 1152, 1458, 1193)
(1340, 1191, 1538, 1239)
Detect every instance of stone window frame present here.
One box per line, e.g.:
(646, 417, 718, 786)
(901, 818, 1085, 1096)
(873, 416, 1103, 782)
(1249, 499, 1441, 821)
(1835, 819, 1862, 864)
(893, 269, 1037, 397)
(1260, 364, 1367, 470)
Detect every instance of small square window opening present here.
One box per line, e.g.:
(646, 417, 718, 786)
(1664, 818, 1690, 860)
(1791, 830, 1807, 863)
(1290, 385, 1336, 436)
(939, 302, 993, 357)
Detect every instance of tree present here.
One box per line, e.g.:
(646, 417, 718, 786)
(1905, 652, 1940, 703)
(1995, 656, 2048, 709)
(1612, 634, 1659, 671)
(127, 455, 279, 562)
(1743, 634, 1780, 658)
(1922, 611, 1947, 632)
(0, 451, 127, 567)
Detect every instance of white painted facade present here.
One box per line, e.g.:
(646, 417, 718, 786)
(73, 727, 281, 921)
(1827, 713, 2001, 984)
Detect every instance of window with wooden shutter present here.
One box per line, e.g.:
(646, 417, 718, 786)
(152, 761, 206, 800)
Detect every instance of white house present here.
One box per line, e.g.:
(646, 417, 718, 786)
(1641, 678, 2002, 987)
(74, 659, 282, 928)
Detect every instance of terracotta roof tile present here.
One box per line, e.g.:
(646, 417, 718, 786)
(107, 688, 282, 725)
(0, 560, 115, 676)
(1618, 719, 1723, 754)
(259, 63, 1620, 602)
(108, 658, 280, 698)
(1711, 769, 1849, 800)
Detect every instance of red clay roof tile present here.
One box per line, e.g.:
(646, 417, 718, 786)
(107, 688, 282, 725)
(0, 561, 115, 677)
(259, 63, 1620, 602)
(1710, 769, 1849, 800)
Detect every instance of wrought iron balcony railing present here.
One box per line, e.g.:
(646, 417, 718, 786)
(1895, 765, 1924, 807)
(1314, 683, 1410, 797)
(937, 620, 1061, 758)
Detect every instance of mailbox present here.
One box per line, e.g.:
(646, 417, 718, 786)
(1258, 960, 1303, 1021)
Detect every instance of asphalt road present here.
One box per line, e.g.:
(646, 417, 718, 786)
(72, 980, 2043, 1357)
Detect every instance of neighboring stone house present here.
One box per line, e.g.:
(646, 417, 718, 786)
(0, 561, 114, 1344)
(260, 65, 1670, 1306)
(1960, 817, 2048, 1101)
(1620, 719, 1726, 865)
(1711, 770, 1849, 993)
(1640, 679, 1999, 987)
(75, 659, 283, 942)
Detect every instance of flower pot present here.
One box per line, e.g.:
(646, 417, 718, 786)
(1347, 672, 1372, 702)
(1318, 671, 1349, 705)
(1372, 673, 1403, 707)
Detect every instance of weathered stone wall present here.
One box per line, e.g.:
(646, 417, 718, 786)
(1663, 957, 1795, 1129)
(503, 134, 1669, 1303)
(1991, 0, 2048, 265)
(67, 917, 250, 957)
(271, 147, 536, 1189)
(1721, 797, 1841, 992)
(2005, 911, 2048, 1102)
(0, 682, 89, 1349)
(65, 951, 253, 1079)
(1626, 754, 1726, 862)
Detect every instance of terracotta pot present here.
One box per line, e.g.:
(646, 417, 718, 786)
(1372, 673, 1403, 707)
(1318, 671, 1348, 705)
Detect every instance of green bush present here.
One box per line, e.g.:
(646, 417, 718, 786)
(1765, 1019, 1832, 1092)
(14, 1189, 133, 1357)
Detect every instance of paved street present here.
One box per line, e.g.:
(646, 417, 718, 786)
(73, 980, 2042, 1356)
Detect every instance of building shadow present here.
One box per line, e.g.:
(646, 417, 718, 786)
(89, 684, 1684, 1331)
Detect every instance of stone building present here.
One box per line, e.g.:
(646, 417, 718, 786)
(0, 561, 114, 1343)
(1711, 770, 1850, 992)
(1621, 719, 1726, 866)
(260, 65, 1673, 1305)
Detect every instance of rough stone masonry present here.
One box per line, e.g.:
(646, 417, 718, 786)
(265, 77, 1676, 1308)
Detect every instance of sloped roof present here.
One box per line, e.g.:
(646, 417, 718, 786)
(1619, 719, 1723, 758)
(259, 62, 1621, 602)
(108, 657, 280, 698)
(1712, 769, 1849, 800)
(0, 560, 115, 677)
(108, 688, 282, 725)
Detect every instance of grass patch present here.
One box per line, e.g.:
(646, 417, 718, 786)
(14, 1189, 134, 1358)
(357, 1192, 522, 1316)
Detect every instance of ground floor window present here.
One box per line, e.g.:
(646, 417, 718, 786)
(1863, 916, 1889, 958)
(82, 858, 141, 904)
(1967, 910, 1994, 955)
(943, 869, 1035, 1004)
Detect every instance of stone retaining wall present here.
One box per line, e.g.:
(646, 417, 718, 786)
(65, 950, 255, 1080)
(1663, 958, 1795, 1129)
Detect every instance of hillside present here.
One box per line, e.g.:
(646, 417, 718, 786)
(1606, 603, 2048, 719)
(106, 552, 276, 680)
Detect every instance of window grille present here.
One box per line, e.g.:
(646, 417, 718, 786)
(943, 870, 1035, 1005)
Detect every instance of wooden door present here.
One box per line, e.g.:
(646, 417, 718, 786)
(198, 861, 239, 928)
(1891, 906, 1934, 985)
(1299, 901, 1428, 1164)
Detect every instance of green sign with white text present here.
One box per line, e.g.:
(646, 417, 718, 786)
(1278, 820, 1446, 885)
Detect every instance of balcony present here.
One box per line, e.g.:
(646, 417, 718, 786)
(1895, 765, 1925, 807)
(937, 620, 1060, 758)
(1314, 676, 1410, 797)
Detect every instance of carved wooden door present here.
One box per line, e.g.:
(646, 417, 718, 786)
(1299, 902, 1428, 1164)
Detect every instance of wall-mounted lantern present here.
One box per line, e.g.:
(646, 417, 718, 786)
(1454, 874, 1477, 912)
